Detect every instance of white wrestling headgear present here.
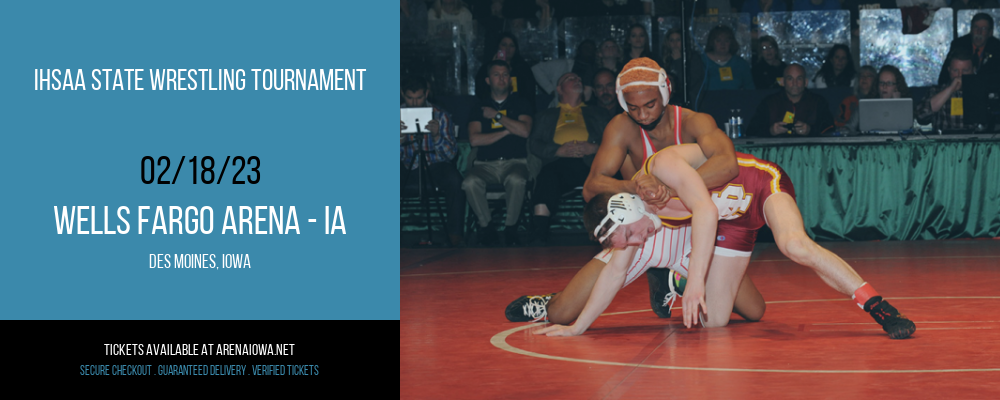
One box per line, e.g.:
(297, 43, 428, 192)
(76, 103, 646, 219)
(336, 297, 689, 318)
(615, 64, 672, 111)
(594, 193, 661, 243)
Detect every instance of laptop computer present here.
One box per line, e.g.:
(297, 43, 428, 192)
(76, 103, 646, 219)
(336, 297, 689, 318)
(859, 98, 913, 134)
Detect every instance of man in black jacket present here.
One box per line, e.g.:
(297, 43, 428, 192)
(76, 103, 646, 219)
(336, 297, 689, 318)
(749, 64, 834, 137)
(527, 72, 611, 243)
(938, 13, 1000, 86)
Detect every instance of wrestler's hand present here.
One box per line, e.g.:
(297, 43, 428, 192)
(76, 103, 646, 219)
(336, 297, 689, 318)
(682, 282, 707, 329)
(634, 173, 669, 208)
(533, 323, 584, 337)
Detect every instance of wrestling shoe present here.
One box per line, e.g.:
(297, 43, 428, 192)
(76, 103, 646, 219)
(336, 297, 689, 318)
(647, 269, 686, 318)
(864, 296, 916, 339)
(505, 293, 555, 322)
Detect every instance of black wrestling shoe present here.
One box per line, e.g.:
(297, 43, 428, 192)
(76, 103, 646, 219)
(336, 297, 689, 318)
(505, 293, 555, 322)
(647, 269, 686, 318)
(864, 296, 916, 339)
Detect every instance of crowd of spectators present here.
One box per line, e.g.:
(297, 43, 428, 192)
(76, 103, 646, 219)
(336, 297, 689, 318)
(402, 1, 1000, 246)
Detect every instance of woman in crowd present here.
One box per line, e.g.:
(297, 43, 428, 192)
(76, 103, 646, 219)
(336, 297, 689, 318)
(660, 28, 704, 105)
(876, 65, 911, 99)
(839, 65, 910, 134)
(475, 32, 538, 99)
(622, 24, 654, 66)
(752, 35, 786, 89)
(660, 29, 682, 73)
(701, 25, 755, 90)
(811, 44, 855, 88)
(660, 29, 685, 99)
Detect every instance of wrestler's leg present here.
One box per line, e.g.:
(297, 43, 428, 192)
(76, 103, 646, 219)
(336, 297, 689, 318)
(702, 254, 752, 328)
(732, 272, 765, 322)
(764, 192, 915, 338)
(764, 192, 863, 296)
(546, 258, 607, 324)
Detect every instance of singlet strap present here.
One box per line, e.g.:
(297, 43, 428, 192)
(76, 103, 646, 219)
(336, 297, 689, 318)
(640, 127, 657, 163)
(674, 105, 683, 145)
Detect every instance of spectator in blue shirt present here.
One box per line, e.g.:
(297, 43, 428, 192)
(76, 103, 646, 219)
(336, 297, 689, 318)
(701, 25, 755, 90)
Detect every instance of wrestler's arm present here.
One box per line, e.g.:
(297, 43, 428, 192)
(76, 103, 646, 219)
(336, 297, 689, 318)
(650, 147, 717, 328)
(534, 246, 638, 337)
(686, 112, 739, 189)
(583, 115, 638, 202)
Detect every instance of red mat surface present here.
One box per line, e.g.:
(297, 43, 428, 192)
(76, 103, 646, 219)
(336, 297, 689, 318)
(401, 240, 1000, 398)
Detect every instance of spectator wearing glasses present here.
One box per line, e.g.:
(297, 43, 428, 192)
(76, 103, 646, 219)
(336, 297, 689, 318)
(876, 65, 911, 100)
(752, 36, 786, 90)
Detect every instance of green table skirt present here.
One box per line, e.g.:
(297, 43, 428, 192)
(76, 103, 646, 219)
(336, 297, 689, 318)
(737, 140, 1000, 241)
